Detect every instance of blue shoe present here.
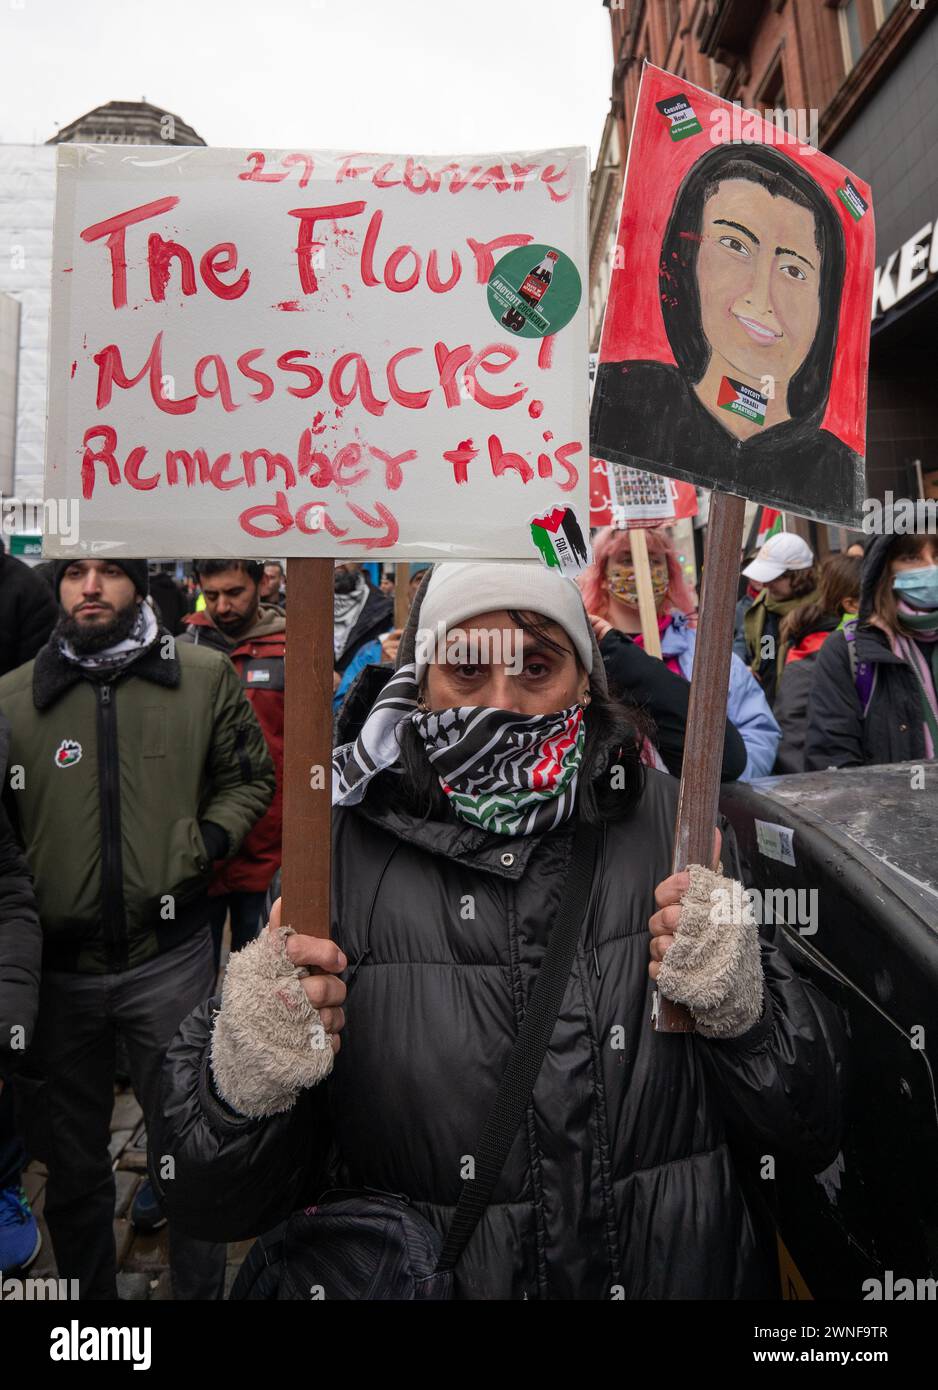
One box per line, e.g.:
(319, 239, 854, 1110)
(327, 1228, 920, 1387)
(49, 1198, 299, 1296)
(130, 1179, 167, 1234)
(0, 1184, 42, 1272)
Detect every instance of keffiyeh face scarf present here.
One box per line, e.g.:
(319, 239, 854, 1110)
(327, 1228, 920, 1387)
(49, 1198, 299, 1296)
(332, 663, 586, 835)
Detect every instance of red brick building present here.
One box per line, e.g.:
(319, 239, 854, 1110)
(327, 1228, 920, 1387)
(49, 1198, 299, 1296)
(590, 0, 938, 525)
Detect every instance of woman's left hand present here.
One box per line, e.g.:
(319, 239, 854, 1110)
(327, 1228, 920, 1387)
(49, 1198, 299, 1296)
(588, 613, 613, 643)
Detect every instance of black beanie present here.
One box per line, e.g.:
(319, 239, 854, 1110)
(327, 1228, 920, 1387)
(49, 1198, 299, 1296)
(53, 559, 150, 600)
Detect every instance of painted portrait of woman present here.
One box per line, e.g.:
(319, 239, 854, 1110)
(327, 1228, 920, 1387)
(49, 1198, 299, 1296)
(591, 142, 865, 523)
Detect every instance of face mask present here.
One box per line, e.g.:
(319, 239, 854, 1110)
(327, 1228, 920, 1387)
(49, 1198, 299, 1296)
(412, 701, 586, 835)
(892, 566, 938, 610)
(607, 562, 669, 607)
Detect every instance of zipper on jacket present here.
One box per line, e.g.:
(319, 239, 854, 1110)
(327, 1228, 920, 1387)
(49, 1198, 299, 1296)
(97, 682, 128, 972)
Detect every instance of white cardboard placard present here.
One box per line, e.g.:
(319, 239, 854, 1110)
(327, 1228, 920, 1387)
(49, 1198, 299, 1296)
(44, 144, 589, 559)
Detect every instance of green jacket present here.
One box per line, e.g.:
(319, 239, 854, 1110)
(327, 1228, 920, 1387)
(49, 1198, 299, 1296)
(0, 635, 275, 973)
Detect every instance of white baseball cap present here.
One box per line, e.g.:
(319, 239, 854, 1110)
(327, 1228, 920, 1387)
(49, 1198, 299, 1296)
(742, 532, 814, 583)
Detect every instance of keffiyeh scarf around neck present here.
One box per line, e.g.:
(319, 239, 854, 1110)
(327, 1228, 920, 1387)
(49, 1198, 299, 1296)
(333, 575, 369, 659)
(331, 662, 586, 835)
(893, 600, 938, 759)
(59, 600, 159, 674)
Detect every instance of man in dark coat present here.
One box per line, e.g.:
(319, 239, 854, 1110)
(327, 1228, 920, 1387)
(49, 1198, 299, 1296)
(0, 712, 43, 1272)
(152, 562, 846, 1299)
(333, 562, 392, 680)
(0, 539, 57, 678)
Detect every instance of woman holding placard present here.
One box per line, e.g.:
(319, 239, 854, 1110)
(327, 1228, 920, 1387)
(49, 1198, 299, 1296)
(152, 561, 844, 1300)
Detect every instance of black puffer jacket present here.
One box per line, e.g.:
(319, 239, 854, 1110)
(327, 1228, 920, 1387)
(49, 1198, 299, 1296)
(0, 714, 42, 1081)
(0, 542, 57, 679)
(805, 528, 933, 770)
(154, 725, 845, 1299)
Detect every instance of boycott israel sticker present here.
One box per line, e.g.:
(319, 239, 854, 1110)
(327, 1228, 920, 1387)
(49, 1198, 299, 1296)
(656, 94, 702, 141)
(717, 376, 767, 426)
(487, 244, 581, 340)
(836, 177, 869, 222)
(529, 506, 590, 576)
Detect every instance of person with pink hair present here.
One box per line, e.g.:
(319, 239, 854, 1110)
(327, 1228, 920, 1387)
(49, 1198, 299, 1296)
(580, 527, 780, 781)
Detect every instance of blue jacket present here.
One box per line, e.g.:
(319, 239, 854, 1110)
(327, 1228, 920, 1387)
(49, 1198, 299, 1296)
(661, 612, 780, 780)
(334, 638, 383, 713)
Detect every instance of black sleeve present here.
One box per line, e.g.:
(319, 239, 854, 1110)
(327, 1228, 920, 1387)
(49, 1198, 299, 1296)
(599, 629, 747, 781)
(0, 801, 42, 1081)
(14, 570, 58, 669)
(694, 920, 847, 1174)
(803, 630, 865, 771)
(150, 998, 334, 1242)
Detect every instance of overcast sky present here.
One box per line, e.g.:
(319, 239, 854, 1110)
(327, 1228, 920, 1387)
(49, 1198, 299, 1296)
(1, 0, 612, 158)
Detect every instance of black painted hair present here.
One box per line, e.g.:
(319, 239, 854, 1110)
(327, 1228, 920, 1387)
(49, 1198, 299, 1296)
(194, 559, 263, 584)
(658, 143, 846, 421)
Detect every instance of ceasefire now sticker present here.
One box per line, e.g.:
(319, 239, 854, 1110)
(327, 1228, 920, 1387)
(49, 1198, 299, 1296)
(656, 94, 702, 141)
(755, 819, 796, 866)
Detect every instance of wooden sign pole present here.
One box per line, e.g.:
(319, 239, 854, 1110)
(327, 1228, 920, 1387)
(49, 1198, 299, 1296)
(281, 557, 334, 938)
(394, 563, 410, 630)
(629, 527, 662, 659)
(654, 490, 747, 1032)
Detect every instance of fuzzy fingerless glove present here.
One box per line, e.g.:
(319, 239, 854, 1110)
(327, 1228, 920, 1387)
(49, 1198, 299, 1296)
(210, 925, 336, 1118)
(656, 865, 765, 1039)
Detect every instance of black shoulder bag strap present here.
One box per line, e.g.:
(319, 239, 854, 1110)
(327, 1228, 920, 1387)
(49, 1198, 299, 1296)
(435, 818, 601, 1274)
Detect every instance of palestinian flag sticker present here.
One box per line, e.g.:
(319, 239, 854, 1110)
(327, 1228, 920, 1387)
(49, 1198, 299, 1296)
(656, 94, 702, 141)
(54, 739, 82, 768)
(836, 178, 868, 222)
(717, 376, 768, 426)
(529, 506, 590, 576)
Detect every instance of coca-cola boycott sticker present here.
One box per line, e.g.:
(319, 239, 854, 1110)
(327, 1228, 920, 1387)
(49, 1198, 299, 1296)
(487, 244, 581, 340)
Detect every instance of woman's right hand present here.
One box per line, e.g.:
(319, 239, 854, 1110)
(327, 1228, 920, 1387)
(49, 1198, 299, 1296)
(269, 897, 348, 1055)
(210, 898, 348, 1117)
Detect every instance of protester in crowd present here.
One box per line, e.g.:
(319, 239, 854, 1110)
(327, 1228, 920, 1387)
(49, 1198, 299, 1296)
(333, 562, 393, 713)
(0, 558, 274, 1300)
(805, 522, 938, 769)
(732, 549, 761, 661)
(736, 533, 819, 706)
(379, 573, 395, 597)
(181, 560, 286, 970)
(0, 711, 43, 1274)
(0, 537, 58, 679)
(147, 565, 190, 636)
(153, 561, 845, 1300)
(773, 553, 862, 774)
(259, 562, 286, 609)
(581, 527, 779, 780)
